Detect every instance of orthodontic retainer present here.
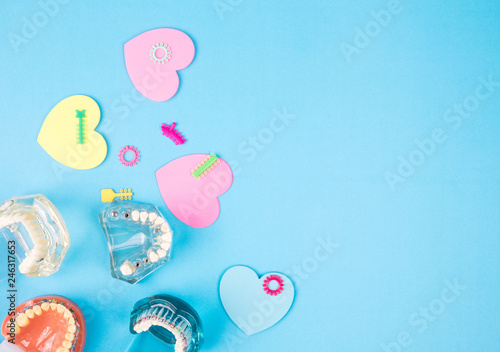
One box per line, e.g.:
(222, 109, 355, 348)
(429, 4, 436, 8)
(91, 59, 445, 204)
(129, 295, 203, 352)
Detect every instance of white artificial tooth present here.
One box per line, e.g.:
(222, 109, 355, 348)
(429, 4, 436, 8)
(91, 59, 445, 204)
(16, 313, 29, 327)
(132, 210, 140, 221)
(12, 214, 23, 222)
(148, 251, 159, 263)
(140, 211, 148, 223)
(62, 340, 72, 349)
(33, 305, 42, 316)
(160, 242, 171, 250)
(26, 219, 40, 227)
(56, 347, 69, 352)
(30, 248, 45, 256)
(25, 309, 35, 319)
(120, 261, 135, 276)
(26, 253, 40, 262)
(30, 233, 44, 242)
(64, 308, 72, 319)
(41, 302, 50, 311)
(157, 249, 167, 258)
(28, 228, 43, 238)
(22, 258, 38, 270)
(18, 262, 35, 274)
(65, 333, 75, 342)
(154, 217, 165, 226)
(161, 232, 172, 243)
(148, 212, 158, 223)
(56, 304, 66, 313)
(24, 215, 37, 223)
(68, 324, 77, 333)
(33, 237, 48, 247)
(161, 222, 171, 233)
(68, 317, 75, 325)
(25, 221, 39, 229)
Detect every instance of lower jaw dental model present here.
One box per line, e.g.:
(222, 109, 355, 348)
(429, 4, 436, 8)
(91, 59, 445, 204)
(99, 200, 173, 284)
(0, 295, 86, 352)
(0, 195, 70, 277)
(128, 295, 204, 352)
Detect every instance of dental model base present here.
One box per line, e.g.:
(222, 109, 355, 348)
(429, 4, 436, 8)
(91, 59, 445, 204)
(1, 295, 86, 352)
(0, 195, 70, 277)
(99, 200, 173, 284)
(129, 295, 203, 352)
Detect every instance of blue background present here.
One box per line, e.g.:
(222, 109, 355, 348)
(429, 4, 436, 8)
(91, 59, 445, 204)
(1, 0, 499, 351)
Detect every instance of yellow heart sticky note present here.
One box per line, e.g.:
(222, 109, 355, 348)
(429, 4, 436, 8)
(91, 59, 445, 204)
(37, 95, 107, 170)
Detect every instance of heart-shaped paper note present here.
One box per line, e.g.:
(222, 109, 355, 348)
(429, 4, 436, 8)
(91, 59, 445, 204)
(156, 154, 233, 228)
(124, 28, 195, 102)
(1, 295, 86, 352)
(37, 95, 107, 169)
(220, 266, 295, 335)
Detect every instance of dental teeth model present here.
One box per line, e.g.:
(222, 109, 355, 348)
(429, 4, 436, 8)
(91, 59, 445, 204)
(1, 295, 86, 352)
(99, 200, 173, 284)
(0, 195, 70, 277)
(129, 295, 204, 352)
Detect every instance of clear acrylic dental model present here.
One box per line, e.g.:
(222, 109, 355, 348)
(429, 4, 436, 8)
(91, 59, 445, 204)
(99, 200, 173, 284)
(128, 295, 204, 352)
(0, 195, 70, 277)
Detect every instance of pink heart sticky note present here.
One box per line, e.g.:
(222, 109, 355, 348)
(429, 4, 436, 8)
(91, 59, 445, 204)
(156, 154, 233, 228)
(124, 28, 195, 102)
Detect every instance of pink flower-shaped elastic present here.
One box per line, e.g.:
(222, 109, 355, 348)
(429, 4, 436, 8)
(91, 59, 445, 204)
(118, 145, 140, 167)
(124, 28, 195, 102)
(263, 275, 284, 296)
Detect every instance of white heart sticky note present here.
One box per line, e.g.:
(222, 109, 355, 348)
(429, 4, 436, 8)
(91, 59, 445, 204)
(220, 266, 294, 335)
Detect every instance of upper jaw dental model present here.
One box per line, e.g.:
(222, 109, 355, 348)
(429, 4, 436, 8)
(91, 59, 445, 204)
(0, 295, 86, 352)
(99, 200, 173, 284)
(128, 295, 204, 352)
(0, 195, 70, 277)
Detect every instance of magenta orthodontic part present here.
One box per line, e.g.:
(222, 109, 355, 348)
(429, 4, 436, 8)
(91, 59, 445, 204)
(161, 122, 186, 145)
(263, 274, 284, 296)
